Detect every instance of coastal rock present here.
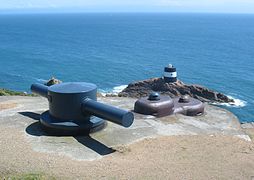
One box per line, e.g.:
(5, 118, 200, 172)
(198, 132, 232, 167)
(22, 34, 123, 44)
(119, 78, 234, 104)
(45, 77, 62, 86)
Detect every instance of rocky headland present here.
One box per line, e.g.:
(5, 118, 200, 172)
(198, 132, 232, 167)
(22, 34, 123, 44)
(119, 78, 234, 104)
(0, 77, 235, 104)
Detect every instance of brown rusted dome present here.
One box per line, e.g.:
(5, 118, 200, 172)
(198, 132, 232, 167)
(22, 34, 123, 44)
(134, 93, 174, 117)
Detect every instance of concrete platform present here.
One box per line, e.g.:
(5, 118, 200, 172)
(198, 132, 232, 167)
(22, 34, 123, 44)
(0, 96, 250, 161)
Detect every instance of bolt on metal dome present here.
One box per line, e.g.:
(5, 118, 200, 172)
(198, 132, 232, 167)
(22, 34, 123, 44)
(178, 95, 190, 103)
(148, 92, 161, 101)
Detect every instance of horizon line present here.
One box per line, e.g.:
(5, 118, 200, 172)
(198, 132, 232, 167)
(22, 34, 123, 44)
(0, 11, 254, 15)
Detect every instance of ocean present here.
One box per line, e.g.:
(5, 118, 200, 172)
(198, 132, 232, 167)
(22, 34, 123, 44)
(0, 13, 253, 122)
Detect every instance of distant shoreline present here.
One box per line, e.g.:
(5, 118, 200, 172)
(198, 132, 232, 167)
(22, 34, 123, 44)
(0, 88, 35, 96)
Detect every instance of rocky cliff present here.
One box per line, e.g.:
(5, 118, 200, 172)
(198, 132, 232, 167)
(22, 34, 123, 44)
(119, 78, 234, 104)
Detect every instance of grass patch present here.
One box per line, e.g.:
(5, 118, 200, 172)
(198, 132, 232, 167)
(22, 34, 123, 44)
(0, 89, 36, 96)
(1, 173, 56, 180)
(243, 128, 254, 140)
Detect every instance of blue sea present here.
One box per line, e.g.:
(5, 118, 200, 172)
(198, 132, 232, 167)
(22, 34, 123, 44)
(0, 13, 253, 122)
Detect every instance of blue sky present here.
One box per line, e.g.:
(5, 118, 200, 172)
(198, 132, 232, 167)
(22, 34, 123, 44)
(0, 0, 254, 13)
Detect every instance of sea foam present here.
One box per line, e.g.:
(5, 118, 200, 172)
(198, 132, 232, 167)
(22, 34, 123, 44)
(99, 85, 128, 97)
(112, 85, 128, 94)
(212, 95, 247, 108)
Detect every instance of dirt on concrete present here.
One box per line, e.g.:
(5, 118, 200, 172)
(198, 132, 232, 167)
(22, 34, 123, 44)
(0, 101, 17, 111)
(0, 125, 253, 180)
(0, 96, 254, 179)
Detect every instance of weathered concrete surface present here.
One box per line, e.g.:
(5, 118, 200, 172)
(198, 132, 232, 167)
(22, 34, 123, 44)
(241, 123, 254, 140)
(242, 122, 254, 129)
(0, 96, 250, 161)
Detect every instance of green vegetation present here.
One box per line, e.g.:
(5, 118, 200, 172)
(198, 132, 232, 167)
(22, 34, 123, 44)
(244, 129, 254, 140)
(0, 77, 61, 96)
(1, 173, 56, 180)
(0, 89, 36, 96)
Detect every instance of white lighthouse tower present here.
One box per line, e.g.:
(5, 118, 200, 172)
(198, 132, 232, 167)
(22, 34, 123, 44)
(163, 64, 177, 83)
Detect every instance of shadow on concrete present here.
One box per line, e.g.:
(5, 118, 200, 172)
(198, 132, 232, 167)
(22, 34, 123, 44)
(19, 111, 41, 121)
(20, 111, 49, 136)
(25, 121, 48, 136)
(74, 136, 116, 155)
(21, 111, 115, 156)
